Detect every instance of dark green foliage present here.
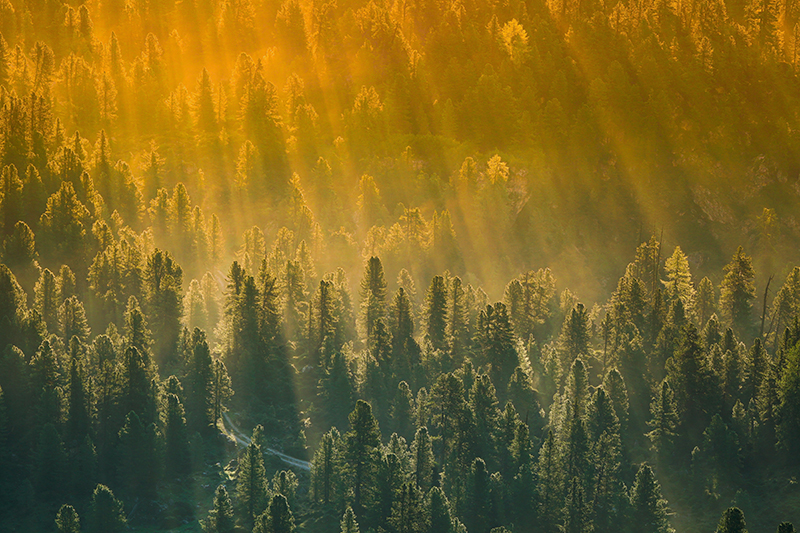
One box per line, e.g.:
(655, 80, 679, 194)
(344, 400, 382, 513)
(361, 257, 388, 346)
(425, 275, 448, 353)
(118, 411, 159, 498)
(165, 392, 191, 478)
(719, 248, 756, 340)
(144, 248, 183, 364)
(341, 506, 360, 533)
(55, 504, 80, 533)
(87, 484, 126, 533)
(254, 494, 295, 533)
(716, 507, 748, 533)
(629, 465, 673, 533)
(236, 437, 269, 523)
(201, 485, 235, 533)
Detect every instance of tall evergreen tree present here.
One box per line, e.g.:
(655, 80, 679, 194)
(55, 504, 81, 533)
(87, 484, 126, 533)
(715, 507, 748, 533)
(236, 437, 269, 523)
(719, 247, 756, 339)
(201, 485, 235, 533)
(629, 465, 673, 533)
(344, 400, 382, 513)
(360, 257, 388, 345)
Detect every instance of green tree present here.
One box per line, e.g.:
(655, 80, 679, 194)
(254, 494, 295, 533)
(425, 275, 449, 353)
(144, 248, 183, 364)
(629, 465, 673, 533)
(646, 380, 679, 463)
(201, 485, 235, 533)
(55, 504, 81, 533)
(715, 507, 747, 533)
(341, 506, 360, 533)
(165, 391, 190, 478)
(411, 426, 436, 492)
(360, 257, 388, 345)
(87, 484, 126, 533)
(719, 247, 756, 338)
(237, 437, 269, 523)
(344, 399, 382, 513)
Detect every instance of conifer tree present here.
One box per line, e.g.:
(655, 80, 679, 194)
(535, 430, 564, 533)
(144, 248, 183, 364)
(629, 465, 673, 533)
(427, 487, 453, 533)
(411, 426, 436, 492)
(667, 324, 718, 439)
(344, 400, 382, 513)
(34, 268, 60, 334)
(118, 411, 159, 498)
(341, 506, 360, 533)
(87, 484, 126, 533)
(201, 485, 235, 533)
(719, 247, 756, 339)
(254, 494, 295, 533)
(311, 428, 340, 504)
(715, 507, 748, 533)
(360, 257, 388, 345)
(425, 275, 449, 353)
(165, 392, 190, 478)
(236, 437, 269, 523)
(55, 504, 81, 533)
(646, 380, 679, 463)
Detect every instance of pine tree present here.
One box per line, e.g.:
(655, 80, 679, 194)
(340, 506, 360, 533)
(719, 247, 756, 339)
(187, 333, 214, 433)
(311, 428, 340, 504)
(663, 246, 696, 319)
(465, 458, 492, 533)
(646, 380, 679, 463)
(411, 426, 436, 492)
(557, 303, 591, 366)
(389, 482, 426, 533)
(667, 324, 718, 439)
(55, 504, 81, 533)
(535, 430, 564, 533)
(715, 507, 747, 533)
(425, 275, 449, 352)
(201, 485, 235, 533)
(344, 400, 382, 513)
(144, 248, 183, 364)
(360, 257, 388, 345)
(629, 465, 673, 533)
(165, 392, 191, 478)
(118, 411, 159, 498)
(427, 487, 453, 533)
(391, 381, 415, 440)
(34, 268, 60, 334)
(87, 484, 126, 533)
(66, 341, 90, 444)
(59, 296, 91, 343)
(236, 438, 269, 523)
(697, 277, 716, 328)
(254, 494, 295, 533)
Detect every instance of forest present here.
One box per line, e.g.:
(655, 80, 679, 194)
(3, 0, 800, 531)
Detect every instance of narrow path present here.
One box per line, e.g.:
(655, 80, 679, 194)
(221, 412, 311, 472)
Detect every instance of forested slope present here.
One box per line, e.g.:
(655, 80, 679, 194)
(3, 0, 800, 531)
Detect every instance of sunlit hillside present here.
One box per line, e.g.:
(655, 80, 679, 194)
(3, 0, 800, 532)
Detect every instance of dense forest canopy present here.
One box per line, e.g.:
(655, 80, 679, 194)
(3, 0, 800, 532)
